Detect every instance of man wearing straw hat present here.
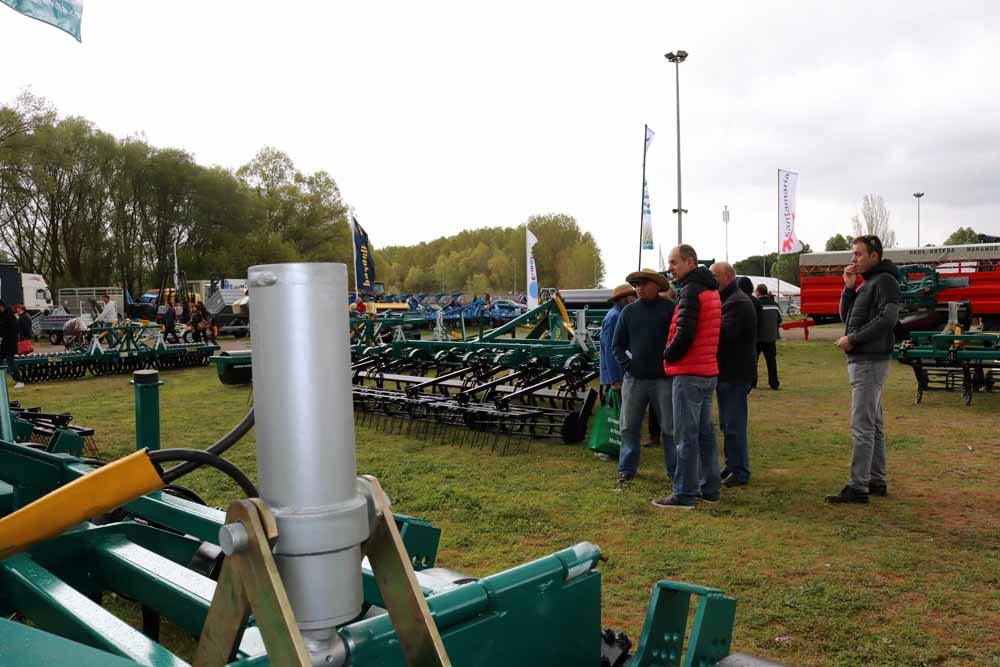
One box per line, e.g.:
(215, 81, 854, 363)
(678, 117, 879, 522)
(612, 268, 676, 486)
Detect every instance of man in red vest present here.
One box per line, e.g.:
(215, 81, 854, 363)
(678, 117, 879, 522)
(652, 245, 722, 510)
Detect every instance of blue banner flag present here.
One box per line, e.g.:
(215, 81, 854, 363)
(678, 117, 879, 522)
(2, 0, 83, 41)
(352, 216, 377, 293)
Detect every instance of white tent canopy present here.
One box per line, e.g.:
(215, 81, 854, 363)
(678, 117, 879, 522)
(737, 275, 800, 296)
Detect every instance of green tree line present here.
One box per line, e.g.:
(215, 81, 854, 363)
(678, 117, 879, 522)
(0, 92, 351, 295)
(1, 93, 605, 298)
(374, 213, 604, 295)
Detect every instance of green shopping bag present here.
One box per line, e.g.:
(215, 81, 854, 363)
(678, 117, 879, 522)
(588, 387, 622, 458)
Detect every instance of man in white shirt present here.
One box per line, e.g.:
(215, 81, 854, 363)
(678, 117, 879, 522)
(94, 294, 118, 346)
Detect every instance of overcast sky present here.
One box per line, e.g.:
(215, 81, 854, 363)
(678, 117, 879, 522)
(2, 1, 999, 287)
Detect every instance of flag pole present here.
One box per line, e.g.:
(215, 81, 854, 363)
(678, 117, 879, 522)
(350, 212, 359, 295)
(638, 124, 650, 271)
(776, 170, 781, 300)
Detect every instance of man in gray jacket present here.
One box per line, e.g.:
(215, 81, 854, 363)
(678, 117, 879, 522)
(826, 235, 900, 504)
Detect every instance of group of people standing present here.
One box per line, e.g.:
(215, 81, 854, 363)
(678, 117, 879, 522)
(0, 300, 36, 389)
(600, 236, 898, 508)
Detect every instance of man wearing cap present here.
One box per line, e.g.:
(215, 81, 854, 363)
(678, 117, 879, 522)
(599, 284, 636, 390)
(652, 245, 722, 510)
(611, 269, 676, 486)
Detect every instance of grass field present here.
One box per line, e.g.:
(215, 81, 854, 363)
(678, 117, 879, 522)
(17, 334, 999, 666)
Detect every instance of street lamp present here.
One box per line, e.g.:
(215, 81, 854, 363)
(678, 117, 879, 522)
(913, 192, 924, 247)
(762, 242, 767, 277)
(722, 205, 730, 263)
(665, 50, 688, 245)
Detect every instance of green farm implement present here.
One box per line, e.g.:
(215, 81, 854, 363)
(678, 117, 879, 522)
(214, 297, 604, 451)
(0, 263, 783, 666)
(893, 330, 1000, 404)
(15, 323, 219, 384)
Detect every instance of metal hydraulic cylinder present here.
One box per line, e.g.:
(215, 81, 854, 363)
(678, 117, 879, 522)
(248, 263, 369, 636)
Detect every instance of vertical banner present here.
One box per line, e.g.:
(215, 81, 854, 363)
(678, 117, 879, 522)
(779, 169, 802, 254)
(2, 0, 83, 41)
(638, 125, 655, 268)
(353, 216, 377, 294)
(658, 245, 666, 272)
(526, 228, 539, 310)
(640, 179, 654, 249)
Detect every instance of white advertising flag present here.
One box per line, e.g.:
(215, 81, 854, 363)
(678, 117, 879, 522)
(640, 178, 654, 250)
(645, 126, 655, 149)
(526, 228, 539, 309)
(779, 169, 802, 254)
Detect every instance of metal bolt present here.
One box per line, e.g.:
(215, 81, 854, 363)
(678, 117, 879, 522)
(219, 522, 249, 555)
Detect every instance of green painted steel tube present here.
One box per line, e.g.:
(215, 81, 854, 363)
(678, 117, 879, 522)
(0, 369, 12, 443)
(132, 369, 163, 452)
(0, 554, 187, 666)
(342, 541, 602, 664)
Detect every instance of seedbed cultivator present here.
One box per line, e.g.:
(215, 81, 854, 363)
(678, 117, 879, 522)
(214, 298, 602, 452)
(16, 323, 219, 384)
(894, 330, 1000, 405)
(0, 263, 782, 667)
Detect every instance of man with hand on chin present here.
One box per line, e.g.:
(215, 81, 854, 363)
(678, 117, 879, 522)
(827, 235, 900, 505)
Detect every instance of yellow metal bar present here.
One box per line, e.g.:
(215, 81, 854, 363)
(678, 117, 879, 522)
(553, 291, 576, 337)
(0, 450, 164, 560)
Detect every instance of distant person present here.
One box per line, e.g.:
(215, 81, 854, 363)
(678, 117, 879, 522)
(599, 283, 635, 390)
(190, 303, 206, 343)
(826, 235, 900, 504)
(0, 301, 24, 388)
(355, 296, 367, 316)
(163, 300, 177, 343)
(754, 285, 782, 390)
(612, 269, 676, 486)
(652, 245, 721, 510)
(94, 294, 118, 347)
(710, 262, 757, 488)
(14, 304, 34, 355)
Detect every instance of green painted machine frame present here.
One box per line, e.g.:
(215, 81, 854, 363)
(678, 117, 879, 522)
(16, 323, 219, 384)
(0, 370, 742, 666)
(893, 330, 1000, 404)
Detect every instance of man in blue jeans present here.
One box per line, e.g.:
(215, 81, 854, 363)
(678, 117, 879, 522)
(612, 269, 675, 486)
(710, 262, 757, 487)
(826, 234, 900, 504)
(653, 245, 722, 510)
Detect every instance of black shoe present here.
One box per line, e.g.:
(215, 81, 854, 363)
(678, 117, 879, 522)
(770, 385, 780, 390)
(651, 495, 696, 510)
(722, 476, 748, 488)
(615, 473, 634, 488)
(869, 481, 888, 497)
(697, 492, 721, 504)
(825, 485, 869, 504)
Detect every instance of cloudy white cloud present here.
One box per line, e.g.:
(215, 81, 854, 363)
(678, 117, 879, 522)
(2, 0, 997, 286)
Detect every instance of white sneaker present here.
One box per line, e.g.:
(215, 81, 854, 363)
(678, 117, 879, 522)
(13, 382, 24, 389)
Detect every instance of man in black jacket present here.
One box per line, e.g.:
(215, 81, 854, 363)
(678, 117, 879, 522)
(710, 263, 757, 487)
(754, 285, 782, 390)
(0, 301, 24, 388)
(826, 235, 900, 504)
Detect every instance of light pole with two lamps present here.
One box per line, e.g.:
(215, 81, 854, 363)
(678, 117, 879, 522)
(913, 192, 924, 247)
(665, 50, 688, 245)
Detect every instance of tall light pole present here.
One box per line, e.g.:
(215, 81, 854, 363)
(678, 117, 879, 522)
(913, 192, 924, 247)
(665, 50, 688, 244)
(762, 241, 767, 277)
(722, 205, 730, 262)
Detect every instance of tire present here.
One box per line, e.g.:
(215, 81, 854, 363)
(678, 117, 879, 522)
(48, 332, 63, 346)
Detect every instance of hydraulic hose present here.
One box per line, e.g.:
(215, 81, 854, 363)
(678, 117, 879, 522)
(149, 448, 259, 498)
(164, 408, 254, 481)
